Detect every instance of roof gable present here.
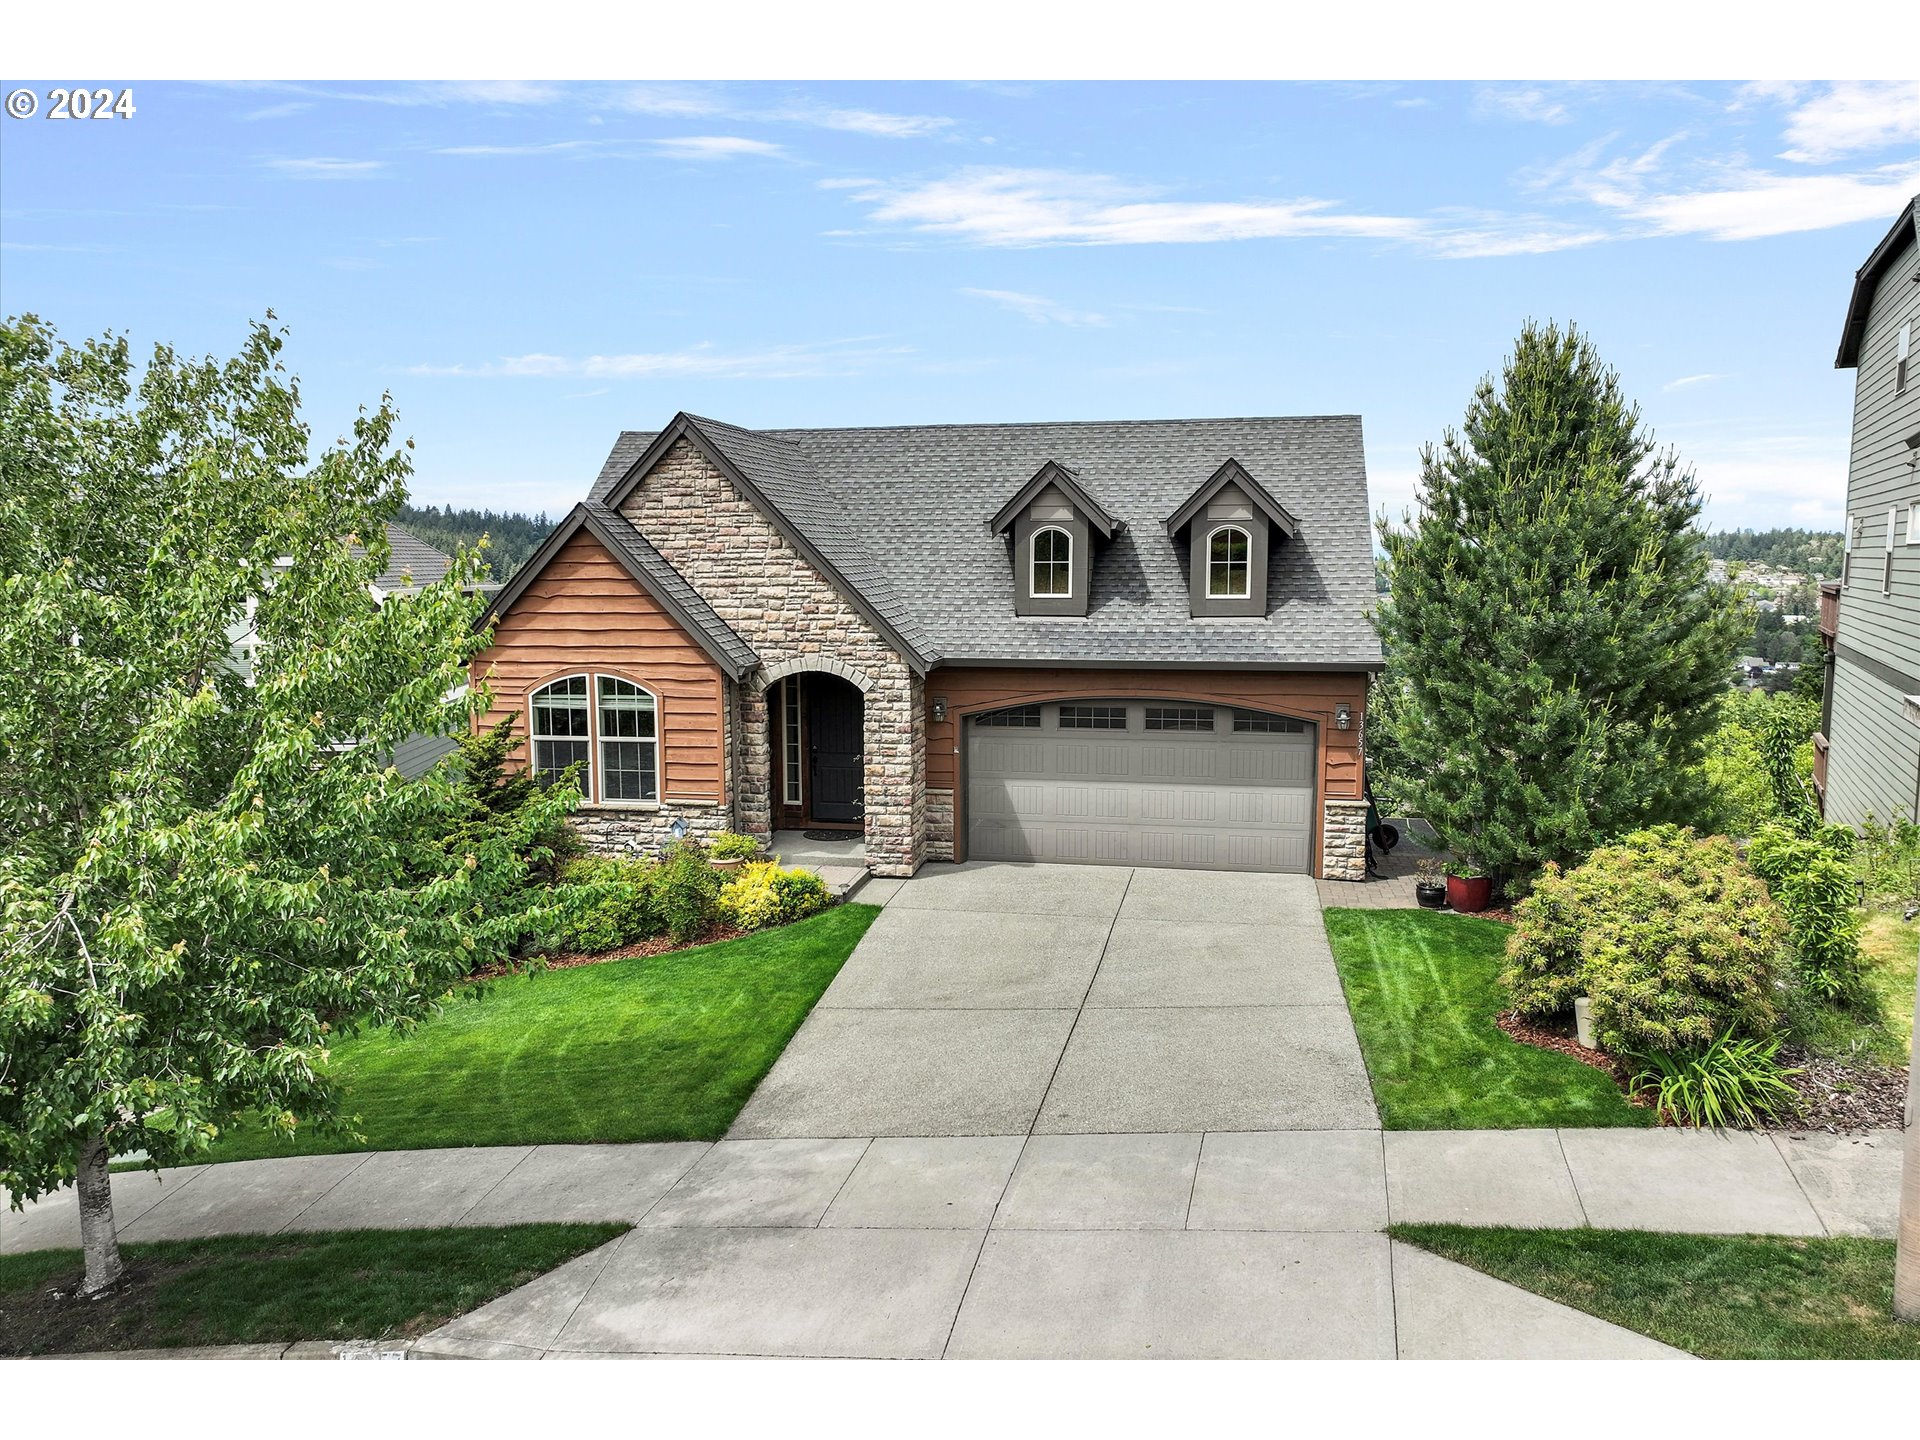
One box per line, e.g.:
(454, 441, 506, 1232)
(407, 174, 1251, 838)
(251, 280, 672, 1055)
(479, 503, 758, 680)
(988, 460, 1121, 539)
(1837, 194, 1920, 368)
(1163, 458, 1300, 539)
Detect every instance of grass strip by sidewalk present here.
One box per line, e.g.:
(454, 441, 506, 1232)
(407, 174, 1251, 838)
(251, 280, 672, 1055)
(0, 1223, 626, 1357)
(194, 903, 879, 1163)
(1390, 1223, 1920, 1360)
(1323, 908, 1652, 1130)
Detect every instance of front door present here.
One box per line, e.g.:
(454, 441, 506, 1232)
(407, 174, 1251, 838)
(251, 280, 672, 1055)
(807, 675, 864, 824)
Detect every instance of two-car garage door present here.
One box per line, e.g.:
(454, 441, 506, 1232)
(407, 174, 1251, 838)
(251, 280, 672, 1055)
(966, 700, 1317, 873)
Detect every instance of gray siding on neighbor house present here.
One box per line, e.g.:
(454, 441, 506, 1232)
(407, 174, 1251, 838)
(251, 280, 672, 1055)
(389, 731, 459, 779)
(1827, 211, 1920, 829)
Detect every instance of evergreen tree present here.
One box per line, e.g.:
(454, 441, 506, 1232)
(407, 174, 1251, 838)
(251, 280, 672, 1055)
(1375, 321, 1744, 886)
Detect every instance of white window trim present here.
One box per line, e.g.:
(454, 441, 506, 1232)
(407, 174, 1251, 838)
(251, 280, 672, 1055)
(1205, 524, 1253, 599)
(782, 674, 803, 806)
(1030, 525, 1073, 599)
(1907, 501, 1920, 548)
(526, 671, 665, 808)
(593, 675, 662, 808)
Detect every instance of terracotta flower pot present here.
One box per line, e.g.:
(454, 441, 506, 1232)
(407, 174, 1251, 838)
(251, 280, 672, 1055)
(711, 856, 746, 872)
(1446, 874, 1492, 913)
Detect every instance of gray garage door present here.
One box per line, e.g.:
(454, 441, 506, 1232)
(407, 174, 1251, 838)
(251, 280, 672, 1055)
(966, 701, 1316, 873)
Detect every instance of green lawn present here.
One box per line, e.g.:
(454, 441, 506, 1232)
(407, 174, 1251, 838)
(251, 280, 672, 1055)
(1390, 1224, 1920, 1360)
(199, 903, 879, 1162)
(1323, 908, 1652, 1130)
(0, 1224, 625, 1356)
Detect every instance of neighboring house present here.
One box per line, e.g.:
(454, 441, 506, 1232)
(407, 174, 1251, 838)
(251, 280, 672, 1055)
(1819, 195, 1920, 825)
(227, 521, 482, 778)
(474, 412, 1382, 880)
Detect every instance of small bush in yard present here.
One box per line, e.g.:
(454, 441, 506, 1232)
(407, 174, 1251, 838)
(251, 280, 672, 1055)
(1746, 824, 1866, 1003)
(717, 862, 831, 931)
(655, 840, 723, 944)
(547, 855, 663, 953)
(1629, 1030, 1802, 1129)
(1502, 825, 1786, 1054)
(707, 831, 763, 862)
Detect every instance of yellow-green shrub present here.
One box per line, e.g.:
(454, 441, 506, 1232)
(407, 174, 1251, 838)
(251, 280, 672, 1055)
(717, 862, 831, 931)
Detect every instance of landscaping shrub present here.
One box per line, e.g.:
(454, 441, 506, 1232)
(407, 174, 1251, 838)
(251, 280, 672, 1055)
(1746, 824, 1867, 1003)
(546, 855, 663, 953)
(707, 831, 763, 862)
(655, 840, 724, 945)
(1628, 1030, 1802, 1129)
(717, 862, 831, 931)
(1502, 825, 1786, 1054)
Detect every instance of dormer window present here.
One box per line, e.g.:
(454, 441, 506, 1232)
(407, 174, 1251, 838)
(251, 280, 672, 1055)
(1164, 459, 1298, 618)
(1031, 526, 1073, 597)
(989, 460, 1121, 618)
(1206, 526, 1252, 599)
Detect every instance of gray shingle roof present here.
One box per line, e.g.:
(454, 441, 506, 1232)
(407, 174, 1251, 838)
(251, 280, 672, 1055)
(580, 502, 759, 675)
(356, 523, 453, 593)
(590, 414, 1381, 670)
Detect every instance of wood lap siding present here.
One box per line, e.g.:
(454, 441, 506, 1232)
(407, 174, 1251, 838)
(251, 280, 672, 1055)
(472, 528, 727, 802)
(925, 666, 1369, 872)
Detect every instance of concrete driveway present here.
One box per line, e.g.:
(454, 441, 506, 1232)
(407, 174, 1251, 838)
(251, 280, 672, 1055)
(728, 862, 1378, 1139)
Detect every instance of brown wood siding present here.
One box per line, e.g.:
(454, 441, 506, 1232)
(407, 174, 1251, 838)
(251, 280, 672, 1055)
(471, 528, 727, 802)
(924, 666, 1369, 872)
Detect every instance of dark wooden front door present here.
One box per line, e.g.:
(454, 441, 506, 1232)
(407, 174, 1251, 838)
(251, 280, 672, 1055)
(807, 675, 864, 824)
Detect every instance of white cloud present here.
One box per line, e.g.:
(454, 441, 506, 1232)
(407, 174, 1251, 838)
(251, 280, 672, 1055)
(1475, 85, 1574, 125)
(1612, 160, 1920, 240)
(242, 100, 311, 122)
(262, 156, 385, 180)
(1778, 80, 1920, 163)
(960, 288, 1109, 326)
(1664, 373, 1726, 390)
(769, 105, 952, 139)
(434, 135, 784, 162)
(649, 136, 786, 162)
(405, 338, 909, 381)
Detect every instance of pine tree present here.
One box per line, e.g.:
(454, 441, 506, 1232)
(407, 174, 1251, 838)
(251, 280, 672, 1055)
(1375, 321, 1744, 886)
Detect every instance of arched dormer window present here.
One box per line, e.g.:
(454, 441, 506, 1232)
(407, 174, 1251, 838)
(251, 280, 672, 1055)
(1031, 526, 1073, 598)
(1207, 525, 1251, 599)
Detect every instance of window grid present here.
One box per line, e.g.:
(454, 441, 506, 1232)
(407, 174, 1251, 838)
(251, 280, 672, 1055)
(1206, 526, 1251, 599)
(782, 675, 802, 806)
(1231, 710, 1306, 734)
(1144, 706, 1215, 732)
(597, 676, 659, 804)
(1057, 704, 1128, 731)
(1030, 526, 1072, 597)
(530, 676, 590, 784)
(976, 704, 1042, 728)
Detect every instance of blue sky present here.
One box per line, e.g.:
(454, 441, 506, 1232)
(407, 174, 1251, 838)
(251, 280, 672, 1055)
(3, 79, 1918, 530)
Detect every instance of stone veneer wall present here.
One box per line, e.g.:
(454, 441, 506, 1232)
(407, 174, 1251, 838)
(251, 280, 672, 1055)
(571, 800, 733, 858)
(924, 787, 956, 862)
(619, 438, 924, 877)
(1320, 798, 1368, 882)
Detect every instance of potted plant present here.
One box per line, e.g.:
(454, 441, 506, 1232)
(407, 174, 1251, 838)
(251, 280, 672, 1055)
(1445, 851, 1492, 914)
(1413, 858, 1447, 909)
(707, 831, 762, 872)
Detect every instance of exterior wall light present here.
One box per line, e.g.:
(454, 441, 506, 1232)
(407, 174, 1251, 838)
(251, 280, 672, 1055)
(932, 696, 949, 723)
(1334, 703, 1351, 730)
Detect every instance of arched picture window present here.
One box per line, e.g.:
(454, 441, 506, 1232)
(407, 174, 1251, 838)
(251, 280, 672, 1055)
(1207, 526, 1251, 599)
(597, 677, 659, 803)
(529, 676, 590, 784)
(1031, 526, 1072, 597)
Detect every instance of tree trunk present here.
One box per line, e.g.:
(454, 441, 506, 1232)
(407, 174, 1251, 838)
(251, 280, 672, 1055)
(1898, 964, 1920, 1323)
(75, 1132, 125, 1296)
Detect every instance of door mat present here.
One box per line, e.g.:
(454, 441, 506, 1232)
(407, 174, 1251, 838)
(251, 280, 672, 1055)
(801, 829, 861, 842)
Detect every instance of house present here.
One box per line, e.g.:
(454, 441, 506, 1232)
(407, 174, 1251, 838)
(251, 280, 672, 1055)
(474, 412, 1382, 879)
(1818, 194, 1920, 825)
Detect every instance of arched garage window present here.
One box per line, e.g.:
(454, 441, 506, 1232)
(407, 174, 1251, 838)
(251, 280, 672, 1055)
(597, 676, 659, 803)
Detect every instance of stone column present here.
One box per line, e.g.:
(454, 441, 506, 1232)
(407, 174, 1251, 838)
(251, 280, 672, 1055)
(1320, 798, 1369, 881)
(737, 681, 773, 843)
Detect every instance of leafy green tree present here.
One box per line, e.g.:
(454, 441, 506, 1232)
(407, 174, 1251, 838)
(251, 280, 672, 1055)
(0, 316, 574, 1294)
(1375, 321, 1745, 885)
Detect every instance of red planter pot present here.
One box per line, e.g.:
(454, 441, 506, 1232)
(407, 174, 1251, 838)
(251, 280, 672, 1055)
(1445, 874, 1492, 913)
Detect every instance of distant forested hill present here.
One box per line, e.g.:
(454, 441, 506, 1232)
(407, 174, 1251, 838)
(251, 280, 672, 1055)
(1700, 528, 1843, 578)
(395, 503, 557, 580)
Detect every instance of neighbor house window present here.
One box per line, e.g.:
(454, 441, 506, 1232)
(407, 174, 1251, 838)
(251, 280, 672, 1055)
(596, 677, 659, 803)
(782, 675, 803, 806)
(976, 704, 1042, 728)
(1887, 506, 1899, 596)
(1206, 526, 1251, 599)
(530, 676, 590, 784)
(1231, 710, 1306, 734)
(1031, 526, 1072, 597)
(1898, 322, 1911, 394)
(1908, 502, 1920, 548)
(1144, 706, 1214, 732)
(1058, 704, 1128, 730)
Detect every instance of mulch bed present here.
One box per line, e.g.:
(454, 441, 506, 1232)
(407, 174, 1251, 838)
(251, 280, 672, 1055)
(470, 923, 748, 980)
(1496, 1009, 1910, 1132)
